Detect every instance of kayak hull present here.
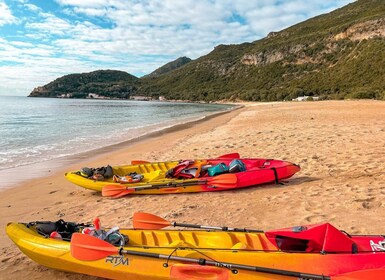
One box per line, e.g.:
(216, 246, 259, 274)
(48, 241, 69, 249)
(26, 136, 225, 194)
(65, 157, 300, 194)
(7, 222, 385, 280)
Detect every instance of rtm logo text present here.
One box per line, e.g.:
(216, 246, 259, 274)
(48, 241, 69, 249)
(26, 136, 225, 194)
(106, 256, 129, 267)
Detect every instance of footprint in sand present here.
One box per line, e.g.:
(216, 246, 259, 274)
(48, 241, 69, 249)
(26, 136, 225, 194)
(309, 190, 321, 197)
(35, 266, 50, 273)
(1, 257, 11, 263)
(301, 197, 318, 209)
(362, 200, 381, 209)
(305, 214, 326, 223)
(353, 197, 382, 209)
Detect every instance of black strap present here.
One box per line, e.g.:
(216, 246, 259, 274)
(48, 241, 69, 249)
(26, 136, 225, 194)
(271, 167, 279, 184)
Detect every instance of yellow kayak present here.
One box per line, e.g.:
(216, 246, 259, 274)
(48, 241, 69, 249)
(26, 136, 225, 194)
(7, 213, 385, 279)
(65, 159, 189, 192)
(6, 220, 278, 280)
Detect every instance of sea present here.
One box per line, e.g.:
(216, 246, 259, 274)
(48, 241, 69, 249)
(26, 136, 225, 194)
(0, 96, 234, 189)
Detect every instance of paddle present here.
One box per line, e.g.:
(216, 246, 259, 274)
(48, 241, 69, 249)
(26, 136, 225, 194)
(102, 174, 237, 198)
(70, 233, 331, 280)
(133, 212, 264, 232)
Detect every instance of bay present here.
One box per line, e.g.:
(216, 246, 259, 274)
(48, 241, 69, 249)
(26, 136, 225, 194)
(0, 96, 233, 175)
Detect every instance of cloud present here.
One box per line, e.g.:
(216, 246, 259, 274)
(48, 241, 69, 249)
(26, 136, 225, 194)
(23, 3, 41, 12)
(0, 1, 17, 26)
(54, 0, 355, 48)
(0, 0, 355, 95)
(26, 12, 74, 36)
(55, 0, 112, 8)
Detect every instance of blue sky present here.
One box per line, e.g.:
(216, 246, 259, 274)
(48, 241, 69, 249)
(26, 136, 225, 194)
(0, 0, 354, 96)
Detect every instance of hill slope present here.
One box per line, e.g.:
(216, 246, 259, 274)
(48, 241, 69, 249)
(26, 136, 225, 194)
(139, 0, 385, 101)
(145, 56, 192, 78)
(29, 0, 385, 101)
(29, 70, 139, 98)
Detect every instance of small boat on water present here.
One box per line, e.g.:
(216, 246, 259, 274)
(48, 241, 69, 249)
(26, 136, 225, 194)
(64, 153, 301, 197)
(6, 213, 385, 279)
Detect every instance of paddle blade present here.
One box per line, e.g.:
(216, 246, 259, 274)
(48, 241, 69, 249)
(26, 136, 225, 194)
(70, 233, 118, 261)
(216, 153, 240, 159)
(133, 212, 171, 229)
(110, 190, 135, 198)
(102, 185, 134, 197)
(207, 174, 237, 189)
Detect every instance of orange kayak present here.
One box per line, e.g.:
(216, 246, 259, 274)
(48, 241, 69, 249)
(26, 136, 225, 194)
(6, 217, 385, 279)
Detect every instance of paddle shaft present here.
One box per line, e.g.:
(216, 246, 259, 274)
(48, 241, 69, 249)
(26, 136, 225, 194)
(171, 222, 263, 233)
(118, 248, 330, 280)
(106, 179, 216, 198)
(133, 212, 264, 233)
(122, 174, 237, 192)
(125, 180, 208, 191)
(108, 180, 212, 198)
(105, 174, 237, 197)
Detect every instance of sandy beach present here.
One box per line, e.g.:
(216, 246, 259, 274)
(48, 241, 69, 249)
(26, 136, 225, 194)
(1, 100, 385, 279)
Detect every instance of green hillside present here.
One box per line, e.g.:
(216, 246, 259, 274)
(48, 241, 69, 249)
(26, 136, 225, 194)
(144, 56, 192, 78)
(29, 0, 385, 101)
(29, 70, 139, 98)
(139, 0, 385, 101)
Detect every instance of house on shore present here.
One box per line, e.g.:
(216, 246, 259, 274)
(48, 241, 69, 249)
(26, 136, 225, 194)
(292, 96, 319, 101)
(130, 95, 153, 101)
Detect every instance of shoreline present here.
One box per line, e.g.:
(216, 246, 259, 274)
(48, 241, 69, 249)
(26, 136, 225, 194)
(0, 103, 245, 242)
(1, 100, 385, 279)
(0, 104, 242, 191)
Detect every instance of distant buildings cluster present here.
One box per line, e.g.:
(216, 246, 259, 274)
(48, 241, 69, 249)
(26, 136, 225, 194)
(58, 93, 167, 101)
(292, 96, 320, 101)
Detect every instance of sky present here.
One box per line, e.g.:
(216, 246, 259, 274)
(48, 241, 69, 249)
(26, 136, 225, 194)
(0, 0, 355, 96)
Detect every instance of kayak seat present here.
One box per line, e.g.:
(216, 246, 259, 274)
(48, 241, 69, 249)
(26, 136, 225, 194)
(169, 239, 196, 248)
(231, 242, 248, 250)
(137, 231, 199, 248)
(145, 170, 164, 182)
(147, 170, 164, 182)
(242, 161, 262, 171)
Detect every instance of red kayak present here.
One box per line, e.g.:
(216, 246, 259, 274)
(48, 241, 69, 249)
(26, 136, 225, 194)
(64, 153, 301, 197)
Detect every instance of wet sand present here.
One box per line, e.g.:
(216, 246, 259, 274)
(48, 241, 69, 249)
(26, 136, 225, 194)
(1, 100, 385, 279)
